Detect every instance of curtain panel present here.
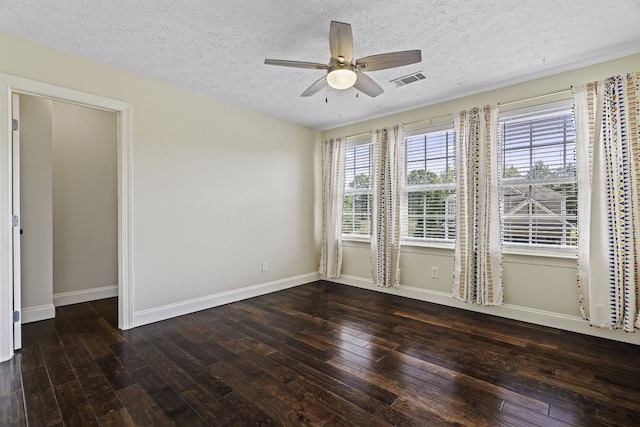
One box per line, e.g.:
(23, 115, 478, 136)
(574, 73, 640, 331)
(452, 106, 503, 305)
(371, 126, 403, 287)
(319, 138, 346, 279)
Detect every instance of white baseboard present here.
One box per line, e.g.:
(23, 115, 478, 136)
(53, 285, 118, 307)
(21, 304, 55, 324)
(132, 272, 321, 328)
(332, 275, 640, 346)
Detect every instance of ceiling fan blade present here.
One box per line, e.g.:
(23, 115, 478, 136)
(354, 72, 384, 97)
(301, 76, 327, 97)
(356, 50, 422, 72)
(329, 21, 353, 63)
(264, 59, 328, 70)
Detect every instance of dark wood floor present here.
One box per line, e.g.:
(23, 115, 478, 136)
(1, 281, 639, 426)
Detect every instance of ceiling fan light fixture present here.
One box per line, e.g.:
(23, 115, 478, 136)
(327, 65, 357, 90)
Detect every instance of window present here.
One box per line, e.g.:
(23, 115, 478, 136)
(403, 126, 456, 242)
(342, 141, 373, 237)
(499, 101, 577, 249)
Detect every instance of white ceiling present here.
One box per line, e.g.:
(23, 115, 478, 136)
(1, 0, 639, 130)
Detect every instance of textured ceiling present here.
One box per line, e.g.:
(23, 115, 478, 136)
(1, 0, 639, 130)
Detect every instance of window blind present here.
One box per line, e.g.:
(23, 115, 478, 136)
(342, 142, 373, 236)
(404, 128, 456, 241)
(500, 106, 577, 248)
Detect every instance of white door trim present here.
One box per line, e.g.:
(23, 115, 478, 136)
(11, 93, 21, 350)
(0, 72, 134, 362)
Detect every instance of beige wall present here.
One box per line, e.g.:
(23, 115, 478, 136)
(323, 53, 640, 344)
(52, 101, 117, 295)
(0, 32, 320, 318)
(19, 95, 53, 317)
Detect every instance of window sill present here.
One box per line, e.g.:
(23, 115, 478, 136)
(401, 240, 455, 251)
(342, 236, 370, 244)
(342, 238, 577, 259)
(502, 246, 577, 259)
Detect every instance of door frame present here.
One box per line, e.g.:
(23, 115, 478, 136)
(0, 73, 133, 362)
(11, 93, 21, 350)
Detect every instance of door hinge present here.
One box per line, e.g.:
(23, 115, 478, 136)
(12, 119, 18, 131)
(13, 311, 20, 323)
(12, 215, 19, 227)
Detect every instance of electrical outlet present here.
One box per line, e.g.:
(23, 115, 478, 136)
(431, 267, 439, 278)
(262, 261, 268, 272)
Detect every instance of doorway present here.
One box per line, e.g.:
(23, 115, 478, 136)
(0, 74, 133, 361)
(18, 94, 118, 329)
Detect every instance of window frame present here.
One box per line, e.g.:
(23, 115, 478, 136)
(341, 137, 374, 241)
(402, 124, 456, 247)
(498, 99, 578, 256)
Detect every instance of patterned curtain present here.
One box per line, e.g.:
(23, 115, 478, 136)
(574, 73, 640, 331)
(319, 138, 346, 279)
(452, 106, 503, 305)
(371, 126, 403, 287)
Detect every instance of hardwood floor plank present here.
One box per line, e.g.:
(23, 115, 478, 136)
(285, 377, 391, 427)
(81, 331, 114, 360)
(160, 329, 222, 365)
(95, 353, 135, 391)
(97, 407, 137, 427)
(595, 405, 640, 426)
(109, 341, 149, 372)
(64, 344, 104, 380)
(0, 391, 27, 427)
(268, 350, 419, 426)
(128, 341, 194, 394)
(130, 348, 230, 424)
(53, 380, 100, 426)
(217, 391, 280, 426)
(546, 403, 595, 426)
(148, 335, 233, 399)
(252, 371, 335, 424)
(63, 343, 123, 418)
(41, 342, 76, 386)
(21, 365, 62, 426)
(0, 356, 22, 399)
(116, 384, 176, 427)
(501, 401, 572, 427)
(381, 349, 550, 415)
(0, 357, 23, 426)
(178, 386, 236, 425)
(327, 349, 419, 395)
(392, 383, 503, 426)
(7, 281, 640, 426)
(127, 363, 211, 425)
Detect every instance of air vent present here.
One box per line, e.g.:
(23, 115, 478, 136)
(390, 71, 426, 87)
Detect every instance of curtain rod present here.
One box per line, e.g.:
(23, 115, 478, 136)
(345, 131, 371, 140)
(404, 113, 453, 127)
(498, 88, 572, 108)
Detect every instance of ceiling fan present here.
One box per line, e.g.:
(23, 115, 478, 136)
(264, 21, 422, 98)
